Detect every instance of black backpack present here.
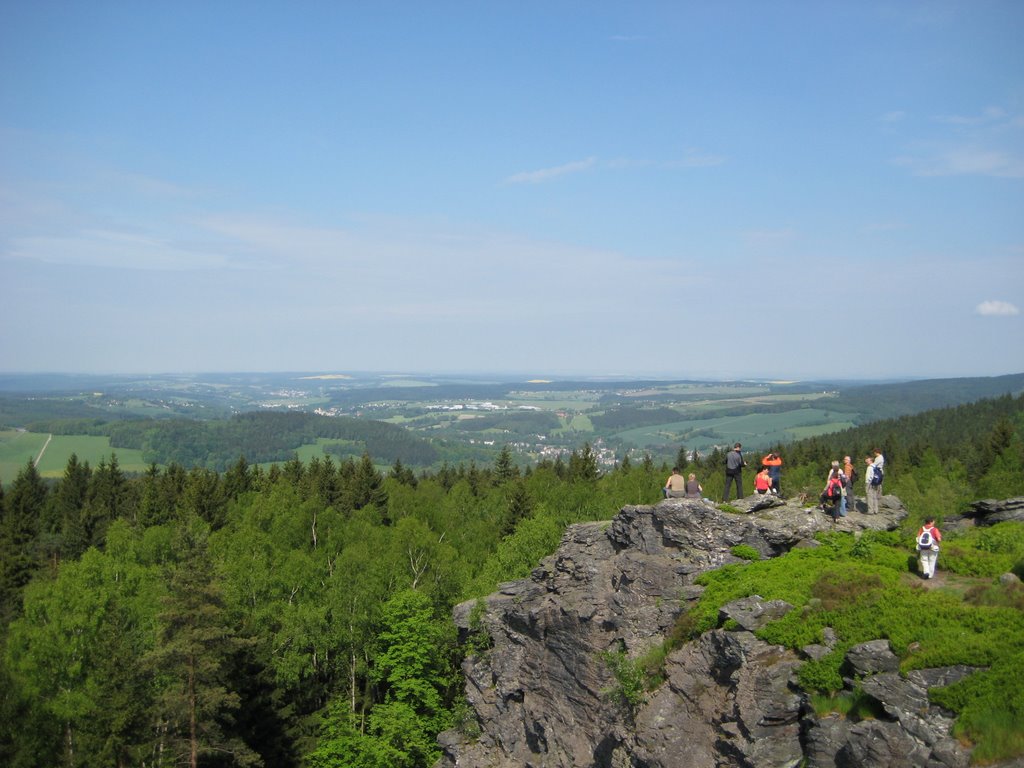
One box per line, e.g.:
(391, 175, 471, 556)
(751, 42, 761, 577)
(870, 466, 884, 486)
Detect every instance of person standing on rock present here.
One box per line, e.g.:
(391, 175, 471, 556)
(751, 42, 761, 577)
(865, 450, 884, 515)
(762, 451, 783, 494)
(843, 455, 857, 512)
(723, 443, 746, 501)
(916, 517, 942, 578)
(664, 467, 687, 498)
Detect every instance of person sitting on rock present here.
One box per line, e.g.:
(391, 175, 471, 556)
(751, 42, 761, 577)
(685, 473, 703, 499)
(664, 467, 687, 498)
(754, 468, 773, 495)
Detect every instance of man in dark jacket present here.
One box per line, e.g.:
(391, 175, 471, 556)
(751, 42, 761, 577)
(723, 443, 746, 501)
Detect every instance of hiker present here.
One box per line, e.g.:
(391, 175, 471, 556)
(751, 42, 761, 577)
(723, 443, 746, 501)
(762, 451, 783, 494)
(754, 467, 773, 495)
(916, 517, 942, 579)
(819, 461, 846, 519)
(865, 450, 884, 515)
(664, 467, 686, 498)
(685, 473, 703, 499)
(843, 455, 857, 513)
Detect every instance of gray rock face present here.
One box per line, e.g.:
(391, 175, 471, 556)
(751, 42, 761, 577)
(438, 496, 997, 768)
(946, 497, 1024, 531)
(968, 497, 1024, 525)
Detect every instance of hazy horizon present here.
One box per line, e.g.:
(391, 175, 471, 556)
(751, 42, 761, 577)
(2, 368, 1022, 385)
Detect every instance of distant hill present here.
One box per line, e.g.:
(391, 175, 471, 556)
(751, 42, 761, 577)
(829, 373, 1024, 423)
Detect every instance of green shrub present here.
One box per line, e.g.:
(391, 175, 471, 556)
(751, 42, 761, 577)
(687, 525, 1024, 731)
(600, 647, 647, 712)
(463, 598, 493, 658)
(940, 522, 1024, 578)
(810, 687, 886, 720)
(931, 649, 1024, 763)
(729, 544, 760, 561)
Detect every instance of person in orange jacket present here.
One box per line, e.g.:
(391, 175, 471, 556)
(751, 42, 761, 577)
(762, 452, 782, 494)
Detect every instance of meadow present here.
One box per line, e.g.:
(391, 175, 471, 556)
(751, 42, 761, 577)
(0, 429, 148, 480)
(613, 408, 857, 452)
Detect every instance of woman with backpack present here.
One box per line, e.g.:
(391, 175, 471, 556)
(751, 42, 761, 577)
(865, 450, 885, 515)
(916, 518, 942, 579)
(819, 461, 846, 519)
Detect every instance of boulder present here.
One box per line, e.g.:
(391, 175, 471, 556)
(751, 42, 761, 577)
(967, 497, 1024, 525)
(843, 639, 900, 677)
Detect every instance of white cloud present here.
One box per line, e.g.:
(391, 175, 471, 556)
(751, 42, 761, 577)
(890, 104, 1024, 178)
(879, 111, 907, 123)
(893, 146, 1024, 178)
(975, 300, 1020, 317)
(503, 157, 597, 185)
(8, 229, 238, 271)
(934, 106, 1006, 126)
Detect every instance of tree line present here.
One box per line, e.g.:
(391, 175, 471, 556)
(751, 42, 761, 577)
(103, 411, 440, 471)
(0, 394, 1022, 767)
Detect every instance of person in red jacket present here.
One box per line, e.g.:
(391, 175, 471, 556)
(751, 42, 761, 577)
(916, 518, 942, 579)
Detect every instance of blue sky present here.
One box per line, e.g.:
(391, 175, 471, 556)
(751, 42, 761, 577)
(1, 1, 1022, 380)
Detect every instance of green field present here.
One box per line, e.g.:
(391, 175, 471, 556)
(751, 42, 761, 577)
(0, 430, 49, 481)
(0, 430, 149, 480)
(614, 408, 858, 451)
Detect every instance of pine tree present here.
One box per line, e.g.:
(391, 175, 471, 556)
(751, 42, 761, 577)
(44, 454, 90, 566)
(501, 481, 533, 537)
(568, 443, 599, 482)
(81, 455, 130, 549)
(222, 456, 254, 500)
(1, 460, 47, 623)
(493, 446, 518, 485)
(389, 458, 418, 487)
(353, 454, 389, 523)
(146, 517, 258, 768)
(675, 446, 689, 471)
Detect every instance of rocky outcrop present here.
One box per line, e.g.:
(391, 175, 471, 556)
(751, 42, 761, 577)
(945, 497, 1024, 531)
(967, 497, 1024, 525)
(438, 495, 1001, 768)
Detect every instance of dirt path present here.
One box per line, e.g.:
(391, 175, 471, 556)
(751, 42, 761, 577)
(904, 569, 989, 594)
(33, 433, 52, 468)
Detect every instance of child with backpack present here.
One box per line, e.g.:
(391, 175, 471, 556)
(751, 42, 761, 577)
(916, 518, 942, 579)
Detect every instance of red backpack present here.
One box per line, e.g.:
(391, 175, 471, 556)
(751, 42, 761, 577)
(827, 475, 844, 498)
